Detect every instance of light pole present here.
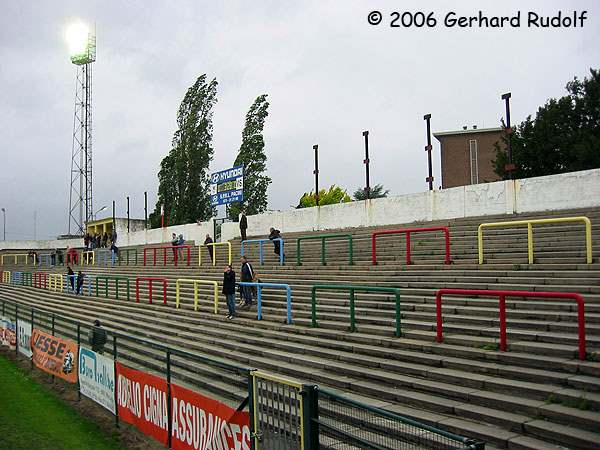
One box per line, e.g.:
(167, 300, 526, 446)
(93, 205, 107, 220)
(362, 131, 370, 199)
(1, 208, 5, 241)
(424, 114, 434, 191)
(501, 93, 515, 179)
(313, 144, 319, 206)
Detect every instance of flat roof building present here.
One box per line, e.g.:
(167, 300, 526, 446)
(434, 126, 504, 189)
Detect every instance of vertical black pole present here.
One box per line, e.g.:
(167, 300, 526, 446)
(15, 303, 19, 355)
(126, 196, 130, 233)
(112, 200, 115, 230)
(362, 131, 370, 199)
(51, 314, 55, 383)
(144, 191, 148, 229)
(113, 335, 120, 428)
(166, 349, 172, 448)
(424, 114, 433, 191)
(313, 144, 319, 206)
(502, 93, 514, 179)
(76, 323, 81, 400)
(30, 308, 34, 369)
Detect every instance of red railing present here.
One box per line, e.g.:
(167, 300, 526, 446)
(372, 227, 451, 265)
(136, 277, 168, 305)
(142, 245, 192, 267)
(435, 288, 587, 360)
(33, 272, 48, 289)
(66, 249, 79, 265)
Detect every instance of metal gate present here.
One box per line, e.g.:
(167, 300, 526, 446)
(213, 217, 232, 242)
(252, 371, 307, 450)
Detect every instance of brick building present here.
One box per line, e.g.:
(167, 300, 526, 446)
(434, 126, 504, 189)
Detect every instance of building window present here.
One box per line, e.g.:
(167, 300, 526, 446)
(469, 139, 478, 184)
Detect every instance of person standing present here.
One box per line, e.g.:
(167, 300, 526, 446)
(204, 234, 214, 263)
(239, 210, 248, 242)
(222, 265, 236, 319)
(76, 271, 85, 295)
(84, 233, 90, 250)
(67, 266, 75, 291)
(171, 233, 179, 263)
(111, 227, 117, 245)
(110, 241, 119, 266)
(239, 256, 254, 307)
(88, 320, 107, 354)
(268, 228, 283, 259)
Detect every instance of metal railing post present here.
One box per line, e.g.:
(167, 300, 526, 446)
(30, 308, 34, 369)
(349, 289, 356, 332)
(77, 323, 81, 400)
(321, 237, 326, 265)
(311, 287, 317, 327)
(527, 223, 534, 264)
(303, 385, 319, 450)
(15, 302, 19, 355)
(166, 348, 172, 449)
(499, 295, 507, 351)
(113, 335, 119, 428)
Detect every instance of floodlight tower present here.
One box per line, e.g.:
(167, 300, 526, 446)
(66, 22, 96, 235)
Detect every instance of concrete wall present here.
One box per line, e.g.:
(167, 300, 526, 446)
(221, 168, 600, 241)
(2, 168, 598, 251)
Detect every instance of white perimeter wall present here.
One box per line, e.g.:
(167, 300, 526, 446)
(1, 168, 599, 251)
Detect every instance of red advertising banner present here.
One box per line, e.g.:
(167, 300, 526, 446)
(31, 328, 78, 383)
(115, 362, 169, 445)
(170, 383, 251, 450)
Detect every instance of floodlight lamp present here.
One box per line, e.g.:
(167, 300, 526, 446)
(66, 21, 96, 65)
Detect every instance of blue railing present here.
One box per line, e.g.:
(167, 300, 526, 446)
(240, 238, 284, 266)
(237, 282, 292, 324)
(95, 249, 115, 266)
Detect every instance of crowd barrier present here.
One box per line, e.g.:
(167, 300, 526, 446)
(11, 271, 22, 285)
(135, 276, 168, 305)
(296, 233, 354, 266)
(1, 271, 10, 283)
(65, 274, 93, 296)
(478, 216, 593, 264)
(66, 250, 79, 265)
(1, 253, 34, 266)
(37, 254, 54, 267)
(435, 288, 587, 360)
(311, 284, 402, 337)
(118, 248, 138, 266)
(372, 226, 451, 265)
(33, 272, 48, 289)
(241, 238, 284, 266)
(81, 250, 95, 266)
(95, 249, 114, 266)
(95, 275, 131, 301)
(200, 242, 232, 266)
(175, 278, 218, 313)
(143, 245, 192, 267)
(237, 282, 293, 324)
(48, 274, 63, 292)
(21, 272, 32, 287)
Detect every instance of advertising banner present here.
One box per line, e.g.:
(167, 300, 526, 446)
(79, 347, 116, 414)
(31, 328, 78, 383)
(116, 362, 169, 445)
(210, 166, 244, 206)
(1, 316, 16, 350)
(17, 319, 32, 358)
(170, 383, 251, 450)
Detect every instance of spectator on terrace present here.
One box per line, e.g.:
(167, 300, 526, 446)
(110, 242, 119, 266)
(50, 250, 56, 266)
(27, 250, 38, 265)
(204, 234, 214, 262)
(111, 228, 117, 245)
(66, 247, 78, 265)
(67, 266, 75, 291)
(76, 271, 85, 295)
(102, 232, 109, 248)
(177, 233, 185, 261)
(239, 210, 248, 242)
(223, 265, 236, 319)
(56, 248, 64, 265)
(268, 228, 283, 259)
(88, 319, 107, 354)
(84, 233, 90, 250)
(239, 256, 255, 308)
(171, 233, 179, 263)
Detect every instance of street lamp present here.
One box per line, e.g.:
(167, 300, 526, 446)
(1, 208, 5, 241)
(94, 205, 107, 220)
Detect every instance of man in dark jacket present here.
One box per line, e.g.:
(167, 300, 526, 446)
(239, 256, 254, 307)
(76, 271, 85, 295)
(88, 319, 107, 354)
(222, 265, 236, 319)
(239, 210, 248, 242)
(204, 234, 214, 262)
(67, 266, 75, 291)
(268, 228, 283, 258)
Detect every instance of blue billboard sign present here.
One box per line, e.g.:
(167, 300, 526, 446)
(210, 166, 244, 206)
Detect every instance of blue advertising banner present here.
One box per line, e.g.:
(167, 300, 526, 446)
(210, 166, 243, 206)
(79, 346, 116, 414)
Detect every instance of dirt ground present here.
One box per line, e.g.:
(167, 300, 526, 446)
(0, 349, 165, 450)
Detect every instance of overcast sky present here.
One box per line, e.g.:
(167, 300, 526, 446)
(1, 0, 598, 240)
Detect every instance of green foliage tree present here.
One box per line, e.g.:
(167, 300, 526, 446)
(493, 68, 600, 179)
(228, 95, 271, 220)
(297, 185, 352, 208)
(352, 184, 390, 201)
(150, 75, 218, 228)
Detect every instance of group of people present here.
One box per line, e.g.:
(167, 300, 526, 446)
(66, 265, 87, 295)
(84, 228, 117, 250)
(171, 233, 185, 262)
(222, 255, 256, 320)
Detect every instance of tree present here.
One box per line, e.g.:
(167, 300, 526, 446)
(352, 184, 390, 201)
(228, 95, 271, 220)
(297, 185, 352, 208)
(149, 75, 218, 228)
(493, 68, 600, 179)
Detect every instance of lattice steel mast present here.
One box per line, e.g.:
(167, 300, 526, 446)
(67, 23, 96, 235)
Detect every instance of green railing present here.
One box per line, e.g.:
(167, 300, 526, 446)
(118, 248, 138, 266)
(95, 275, 131, 301)
(311, 284, 401, 337)
(296, 233, 354, 266)
(21, 271, 33, 287)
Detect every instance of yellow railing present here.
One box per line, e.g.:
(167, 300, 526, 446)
(82, 251, 95, 266)
(175, 278, 219, 313)
(199, 242, 232, 266)
(478, 216, 593, 264)
(1, 253, 35, 266)
(2, 271, 10, 283)
(48, 274, 63, 292)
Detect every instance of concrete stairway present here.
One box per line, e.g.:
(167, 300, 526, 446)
(2, 206, 600, 449)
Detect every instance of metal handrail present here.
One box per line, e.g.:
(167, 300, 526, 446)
(135, 276, 168, 305)
(435, 288, 587, 360)
(175, 278, 219, 313)
(241, 238, 284, 266)
(478, 216, 592, 264)
(311, 284, 401, 337)
(95, 275, 131, 301)
(200, 242, 232, 266)
(296, 233, 353, 266)
(143, 245, 193, 267)
(238, 282, 293, 324)
(372, 226, 451, 265)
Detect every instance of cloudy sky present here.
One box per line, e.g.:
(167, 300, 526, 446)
(1, 0, 598, 240)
